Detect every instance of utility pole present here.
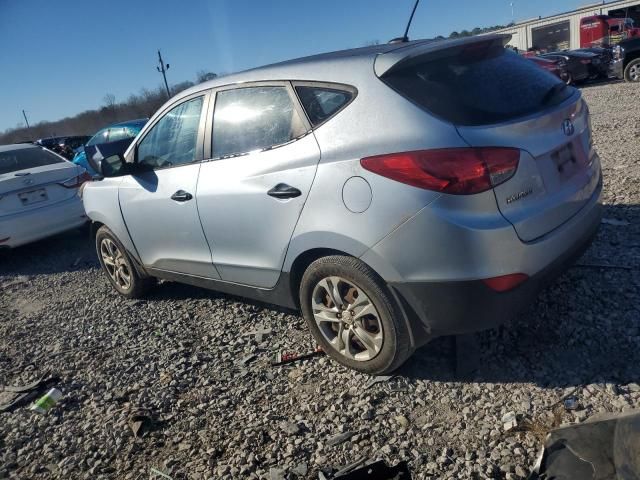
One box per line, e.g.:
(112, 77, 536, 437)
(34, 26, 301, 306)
(156, 49, 171, 98)
(22, 110, 30, 129)
(510, 2, 515, 23)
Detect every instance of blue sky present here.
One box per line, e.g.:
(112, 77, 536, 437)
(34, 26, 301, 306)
(0, 0, 591, 132)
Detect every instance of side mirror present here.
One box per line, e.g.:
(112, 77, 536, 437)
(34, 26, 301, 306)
(100, 154, 128, 177)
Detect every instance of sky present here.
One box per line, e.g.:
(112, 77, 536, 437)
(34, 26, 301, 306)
(0, 0, 595, 132)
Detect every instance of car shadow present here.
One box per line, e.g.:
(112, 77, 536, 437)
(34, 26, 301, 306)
(0, 226, 98, 277)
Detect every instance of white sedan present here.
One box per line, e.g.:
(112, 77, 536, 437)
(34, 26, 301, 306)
(0, 143, 90, 248)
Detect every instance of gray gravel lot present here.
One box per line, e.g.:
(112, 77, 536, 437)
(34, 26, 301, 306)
(1, 80, 639, 480)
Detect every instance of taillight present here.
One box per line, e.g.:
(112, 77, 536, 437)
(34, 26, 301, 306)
(360, 148, 519, 195)
(482, 273, 529, 292)
(60, 171, 92, 189)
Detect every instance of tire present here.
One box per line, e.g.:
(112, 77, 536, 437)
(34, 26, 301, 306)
(299, 255, 413, 374)
(95, 226, 153, 298)
(624, 58, 640, 82)
(564, 72, 573, 85)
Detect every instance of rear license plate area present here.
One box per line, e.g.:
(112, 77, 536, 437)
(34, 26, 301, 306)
(18, 189, 48, 206)
(551, 141, 587, 180)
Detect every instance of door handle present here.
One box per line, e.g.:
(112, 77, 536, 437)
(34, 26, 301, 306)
(267, 183, 302, 199)
(171, 190, 193, 202)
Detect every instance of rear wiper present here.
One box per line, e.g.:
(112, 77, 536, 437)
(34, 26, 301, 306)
(541, 83, 568, 105)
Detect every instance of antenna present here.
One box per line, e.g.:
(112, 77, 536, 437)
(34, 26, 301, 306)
(403, 0, 421, 41)
(389, 0, 421, 44)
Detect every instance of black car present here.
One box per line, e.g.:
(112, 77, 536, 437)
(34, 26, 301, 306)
(539, 50, 601, 84)
(610, 37, 640, 82)
(573, 47, 612, 78)
(36, 135, 90, 160)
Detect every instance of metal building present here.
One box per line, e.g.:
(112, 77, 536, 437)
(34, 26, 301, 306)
(490, 0, 640, 51)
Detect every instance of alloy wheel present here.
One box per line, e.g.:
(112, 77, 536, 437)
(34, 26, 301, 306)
(311, 276, 383, 362)
(100, 238, 132, 290)
(630, 64, 640, 81)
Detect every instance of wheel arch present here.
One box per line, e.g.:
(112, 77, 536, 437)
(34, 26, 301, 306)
(286, 247, 425, 349)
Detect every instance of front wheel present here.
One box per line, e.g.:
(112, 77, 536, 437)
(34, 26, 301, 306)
(624, 58, 640, 82)
(299, 256, 412, 374)
(96, 226, 154, 298)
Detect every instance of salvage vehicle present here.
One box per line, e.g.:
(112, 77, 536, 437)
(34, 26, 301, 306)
(609, 36, 640, 81)
(83, 34, 603, 374)
(527, 56, 571, 84)
(0, 144, 90, 248)
(539, 50, 602, 84)
(73, 119, 147, 176)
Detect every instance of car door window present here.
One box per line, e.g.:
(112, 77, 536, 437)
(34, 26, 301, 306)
(295, 86, 354, 126)
(212, 86, 306, 159)
(137, 96, 204, 169)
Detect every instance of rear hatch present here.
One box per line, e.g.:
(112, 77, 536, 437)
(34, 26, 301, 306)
(377, 36, 601, 242)
(0, 146, 83, 217)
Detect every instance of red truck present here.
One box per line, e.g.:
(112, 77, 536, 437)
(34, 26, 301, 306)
(580, 15, 640, 48)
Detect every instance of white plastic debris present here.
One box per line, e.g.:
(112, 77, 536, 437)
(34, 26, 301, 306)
(502, 411, 517, 431)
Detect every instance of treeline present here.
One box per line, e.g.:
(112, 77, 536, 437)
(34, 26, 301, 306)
(0, 71, 219, 144)
(445, 23, 513, 39)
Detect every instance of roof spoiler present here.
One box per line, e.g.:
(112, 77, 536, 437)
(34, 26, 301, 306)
(374, 34, 512, 77)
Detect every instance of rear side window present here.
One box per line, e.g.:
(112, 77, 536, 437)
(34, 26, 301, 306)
(87, 129, 109, 146)
(295, 86, 353, 126)
(383, 46, 576, 126)
(0, 147, 65, 175)
(212, 86, 306, 159)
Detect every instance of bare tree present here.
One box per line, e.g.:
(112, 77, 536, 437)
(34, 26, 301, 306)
(196, 70, 218, 83)
(103, 93, 116, 109)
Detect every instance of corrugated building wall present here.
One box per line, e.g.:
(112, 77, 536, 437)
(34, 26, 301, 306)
(487, 0, 640, 50)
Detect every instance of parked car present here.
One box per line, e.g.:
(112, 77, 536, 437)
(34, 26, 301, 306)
(51, 135, 91, 160)
(539, 50, 601, 84)
(0, 144, 90, 248)
(609, 37, 640, 81)
(573, 47, 613, 78)
(527, 56, 571, 83)
(73, 119, 147, 176)
(83, 34, 602, 374)
(35, 136, 65, 149)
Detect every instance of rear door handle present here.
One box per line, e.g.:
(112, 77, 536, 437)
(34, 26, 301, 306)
(267, 183, 302, 199)
(171, 190, 193, 202)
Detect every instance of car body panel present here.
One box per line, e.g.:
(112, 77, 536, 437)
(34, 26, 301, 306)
(82, 176, 139, 257)
(197, 133, 321, 288)
(456, 93, 600, 242)
(119, 164, 219, 278)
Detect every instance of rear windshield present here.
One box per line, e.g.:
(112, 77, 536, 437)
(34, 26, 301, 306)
(383, 46, 576, 126)
(0, 147, 66, 175)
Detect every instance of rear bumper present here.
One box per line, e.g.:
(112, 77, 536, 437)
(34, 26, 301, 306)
(384, 181, 603, 343)
(609, 58, 624, 79)
(0, 195, 86, 248)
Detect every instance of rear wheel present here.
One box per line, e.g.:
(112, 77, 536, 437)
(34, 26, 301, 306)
(96, 226, 153, 298)
(299, 255, 412, 374)
(624, 58, 640, 82)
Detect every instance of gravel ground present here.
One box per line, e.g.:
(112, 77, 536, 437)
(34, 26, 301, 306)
(1, 80, 639, 480)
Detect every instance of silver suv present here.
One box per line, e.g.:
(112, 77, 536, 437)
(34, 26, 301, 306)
(83, 35, 602, 374)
